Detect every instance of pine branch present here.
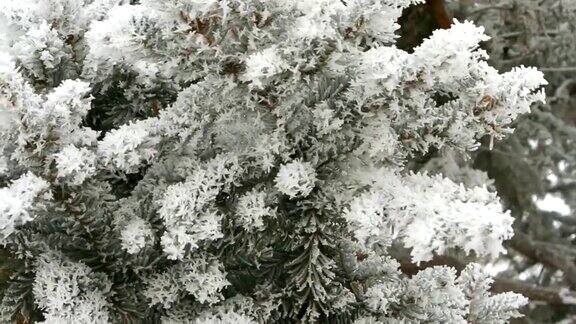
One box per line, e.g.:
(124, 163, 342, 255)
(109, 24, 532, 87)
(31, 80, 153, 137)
(399, 255, 576, 306)
(0, 273, 38, 324)
(491, 279, 576, 306)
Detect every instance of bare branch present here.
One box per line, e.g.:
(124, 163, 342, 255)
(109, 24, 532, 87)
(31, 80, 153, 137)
(541, 67, 576, 73)
(540, 210, 576, 227)
(468, 5, 514, 15)
(508, 232, 576, 289)
(548, 182, 576, 193)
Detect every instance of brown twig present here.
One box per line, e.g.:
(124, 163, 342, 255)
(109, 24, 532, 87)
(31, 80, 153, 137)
(426, 0, 452, 29)
(151, 98, 159, 116)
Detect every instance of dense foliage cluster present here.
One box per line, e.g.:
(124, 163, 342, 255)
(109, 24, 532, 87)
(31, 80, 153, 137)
(435, 1, 576, 322)
(0, 0, 549, 322)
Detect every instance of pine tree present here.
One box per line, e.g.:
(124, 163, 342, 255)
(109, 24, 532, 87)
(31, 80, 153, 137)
(0, 0, 548, 322)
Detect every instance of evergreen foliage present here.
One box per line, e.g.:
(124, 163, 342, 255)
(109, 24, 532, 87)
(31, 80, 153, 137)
(439, 1, 576, 321)
(0, 0, 550, 322)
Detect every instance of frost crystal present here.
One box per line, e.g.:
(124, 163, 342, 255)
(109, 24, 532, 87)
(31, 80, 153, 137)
(0, 172, 50, 240)
(191, 296, 259, 324)
(241, 47, 286, 88)
(274, 160, 317, 199)
(177, 256, 230, 305)
(406, 266, 468, 322)
(356, 46, 408, 95)
(120, 217, 154, 254)
(312, 102, 344, 136)
(0, 0, 548, 322)
(144, 254, 229, 308)
(143, 270, 180, 309)
(0, 156, 7, 175)
(33, 253, 111, 324)
(98, 119, 160, 173)
(364, 279, 404, 314)
(84, 5, 160, 72)
(158, 155, 239, 259)
(38, 79, 92, 128)
(236, 189, 274, 230)
(458, 264, 528, 323)
(54, 145, 97, 185)
(194, 312, 257, 324)
(345, 170, 514, 263)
